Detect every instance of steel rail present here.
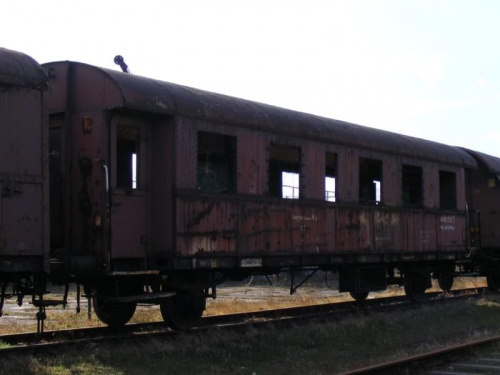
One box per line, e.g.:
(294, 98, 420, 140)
(337, 335, 500, 375)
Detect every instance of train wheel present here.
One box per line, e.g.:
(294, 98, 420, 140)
(437, 267, 455, 292)
(160, 290, 206, 331)
(349, 291, 369, 302)
(93, 297, 137, 327)
(404, 270, 430, 302)
(487, 270, 500, 292)
(438, 275, 454, 292)
(437, 268, 454, 292)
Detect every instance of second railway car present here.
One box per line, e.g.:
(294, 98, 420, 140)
(2, 47, 500, 331)
(0, 48, 49, 323)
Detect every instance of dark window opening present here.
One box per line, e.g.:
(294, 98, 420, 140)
(402, 165, 423, 207)
(359, 158, 382, 204)
(325, 152, 337, 202)
(197, 132, 236, 193)
(440, 171, 457, 210)
(269, 144, 300, 199)
(117, 125, 140, 189)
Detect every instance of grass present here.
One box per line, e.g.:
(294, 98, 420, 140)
(0, 341, 10, 349)
(2, 292, 500, 374)
(0, 277, 495, 374)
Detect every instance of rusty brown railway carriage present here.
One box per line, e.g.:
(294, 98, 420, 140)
(41, 58, 483, 329)
(3, 47, 500, 331)
(0, 48, 49, 319)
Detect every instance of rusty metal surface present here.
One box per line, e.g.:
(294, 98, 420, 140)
(0, 48, 47, 90)
(0, 50, 48, 268)
(175, 193, 466, 257)
(43, 61, 476, 169)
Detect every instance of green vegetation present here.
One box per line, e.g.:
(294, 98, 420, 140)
(0, 341, 10, 349)
(2, 294, 500, 375)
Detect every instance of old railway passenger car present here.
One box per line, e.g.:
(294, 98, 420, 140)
(2, 47, 500, 331)
(42, 58, 480, 328)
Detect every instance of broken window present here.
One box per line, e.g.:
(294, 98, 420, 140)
(402, 165, 423, 207)
(282, 172, 299, 199)
(197, 132, 236, 193)
(440, 171, 456, 210)
(269, 144, 300, 199)
(325, 152, 337, 202)
(359, 158, 382, 204)
(117, 125, 140, 189)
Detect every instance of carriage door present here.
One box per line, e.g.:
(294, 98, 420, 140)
(110, 117, 150, 263)
(468, 210, 481, 250)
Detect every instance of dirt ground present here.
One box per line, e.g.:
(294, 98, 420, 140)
(0, 272, 482, 331)
(0, 273, 345, 328)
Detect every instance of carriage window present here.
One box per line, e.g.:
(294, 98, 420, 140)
(325, 152, 337, 202)
(359, 158, 382, 204)
(117, 125, 140, 189)
(402, 165, 423, 207)
(282, 172, 299, 199)
(197, 132, 236, 193)
(269, 144, 300, 199)
(440, 171, 456, 210)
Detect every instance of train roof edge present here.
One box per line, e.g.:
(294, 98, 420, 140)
(460, 148, 500, 178)
(0, 48, 48, 90)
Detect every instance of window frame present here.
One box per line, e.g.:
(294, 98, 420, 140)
(402, 164, 424, 208)
(439, 170, 457, 210)
(196, 131, 237, 194)
(359, 157, 383, 205)
(116, 125, 141, 190)
(325, 151, 337, 202)
(268, 143, 301, 199)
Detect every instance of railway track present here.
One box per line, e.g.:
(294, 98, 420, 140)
(338, 335, 500, 374)
(0, 287, 486, 357)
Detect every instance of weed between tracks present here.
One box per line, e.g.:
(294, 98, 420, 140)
(4, 296, 500, 375)
(0, 278, 495, 375)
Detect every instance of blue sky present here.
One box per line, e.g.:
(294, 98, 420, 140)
(3, 1, 500, 156)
